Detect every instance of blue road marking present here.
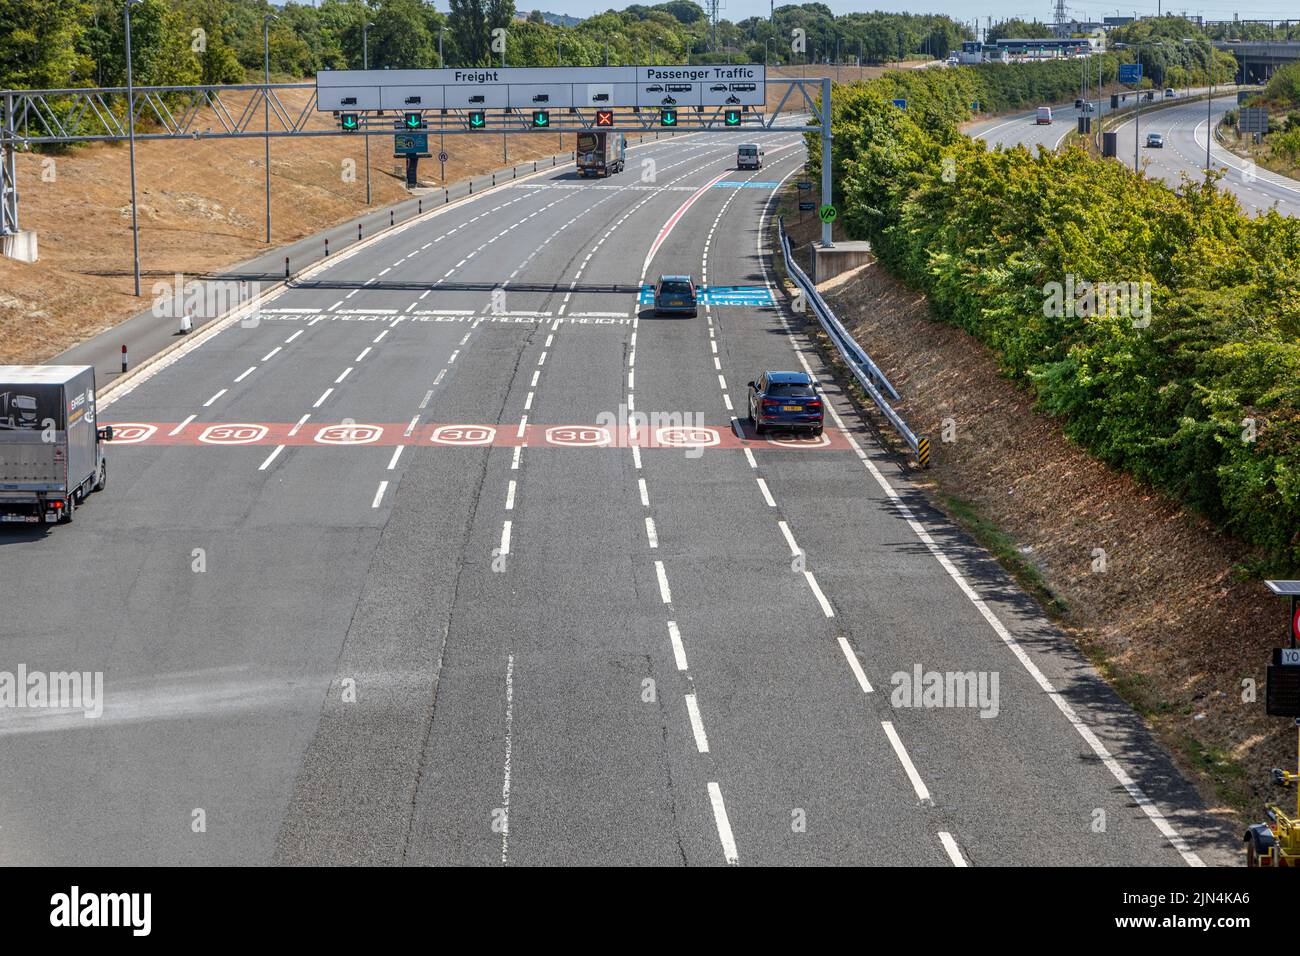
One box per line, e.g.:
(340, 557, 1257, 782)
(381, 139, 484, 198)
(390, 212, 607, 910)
(712, 181, 781, 189)
(638, 285, 774, 306)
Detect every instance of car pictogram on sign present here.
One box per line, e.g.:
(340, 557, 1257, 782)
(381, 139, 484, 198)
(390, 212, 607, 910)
(105, 423, 156, 444)
(314, 424, 383, 444)
(430, 425, 495, 445)
(545, 426, 611, 446)
(198, 424, 269, 444)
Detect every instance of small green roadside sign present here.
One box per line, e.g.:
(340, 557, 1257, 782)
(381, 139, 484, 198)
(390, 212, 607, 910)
(818, 204, 837, 223)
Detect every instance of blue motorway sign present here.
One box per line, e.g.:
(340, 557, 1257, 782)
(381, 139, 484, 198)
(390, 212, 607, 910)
(638, 285, 775, 307)
(798, 200, 816, 211)
(1118, 63, 1142, 85)
(394, 133, 429, 156)
(892, 98, 907, 110)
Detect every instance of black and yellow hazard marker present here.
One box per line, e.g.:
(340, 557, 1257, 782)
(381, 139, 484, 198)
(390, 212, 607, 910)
(917, 436, 931, 469)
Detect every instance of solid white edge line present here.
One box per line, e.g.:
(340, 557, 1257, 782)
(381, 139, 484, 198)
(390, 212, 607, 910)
(706, 782, 739, 865)
(881, 720, 932, 804)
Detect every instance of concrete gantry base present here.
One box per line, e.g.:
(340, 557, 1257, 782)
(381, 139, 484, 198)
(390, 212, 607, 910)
(813, 240, 871, 285)
(1, 229, 38, 263)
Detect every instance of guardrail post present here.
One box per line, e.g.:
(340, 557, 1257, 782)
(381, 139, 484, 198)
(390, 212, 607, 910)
(469, 180, 473, 193)
(121, 344, 128, 374)
(444, 188, 449, 204)
(418, 199, 422, 214)
(284, 256, 289, 278)
(390, 210, 394, 227)
(324, 237, 329, 256)
(513, 165, 516, 179)
(358, 223, 362, 241)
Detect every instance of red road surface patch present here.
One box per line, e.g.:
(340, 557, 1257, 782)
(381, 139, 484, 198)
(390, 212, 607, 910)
(105, 421, 851, 450)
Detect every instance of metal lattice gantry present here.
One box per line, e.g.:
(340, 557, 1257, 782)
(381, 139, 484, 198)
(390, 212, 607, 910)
(0, 75, 830, 239)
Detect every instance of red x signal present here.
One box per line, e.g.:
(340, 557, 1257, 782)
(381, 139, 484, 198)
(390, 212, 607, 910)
(595, 110, 614, 127)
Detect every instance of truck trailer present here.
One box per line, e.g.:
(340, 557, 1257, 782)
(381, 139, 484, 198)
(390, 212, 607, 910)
(0, 366, 112, 524)
(576, 131, 625, 178)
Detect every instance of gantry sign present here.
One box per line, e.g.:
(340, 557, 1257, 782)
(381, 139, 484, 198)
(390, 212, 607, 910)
(317, 65, 766, 112)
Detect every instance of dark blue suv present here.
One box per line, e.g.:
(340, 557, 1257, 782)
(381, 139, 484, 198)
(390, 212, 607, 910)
(747, 371, 823, 435)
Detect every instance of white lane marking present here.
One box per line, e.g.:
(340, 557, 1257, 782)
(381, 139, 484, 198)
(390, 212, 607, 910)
(327, 299, 344, 312)
(448, 350, 460, 364)
(755, 477, 776, 507)
(516, 415, 527, 438)
(373, 330, 388, 343)
(654, 560, 672, 604)
(169, 414, 196, 436)
(285, 330, 304, 343)
(803, 570, 834, 617)
(684, 694, 710, 753)
(356, 347, 371, 361)
(939, 832, 968, 867)
(706, 782, 739, 865)
(258, 445, 284, 471)
(537, 351, 547, 366)
(419, 389, 434, 409)
(777, 520, 800, 555)
(335, 367, 352, 384)
(645, 516, 659, 549)
(881, 720, 933, 804)
(743, 447, 757, 469)
(203, 389, 226, 407)
(371, 480, 388, 509)
(667, 621, 689, 671)
(313, 388, 333, 408)
(505, 480, 516, 510)
(500, 653, 515, 865)
(511, 446, 522, 470)
(288, 413, 310, 436)
(837, 637, 873, 694)
(378, 267, 391, 276)
(499, 520, 512, 555)
(404, 415, 419, 437)
(638, 478, 650, 508)
(631, 445, 642, 469)
(234, 366, 257, 383)
(530, 370, 540, 387)
(433, 369, 446, 385)
(833, 404, 1205, 864)
(387, 446, 403, 470)
(261, 346, 281, 361)
(524, 391, 534, 411)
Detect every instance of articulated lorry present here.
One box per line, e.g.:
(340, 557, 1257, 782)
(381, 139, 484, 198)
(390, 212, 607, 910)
(576, 131, 625, 178)
(0, 366, 112, 524)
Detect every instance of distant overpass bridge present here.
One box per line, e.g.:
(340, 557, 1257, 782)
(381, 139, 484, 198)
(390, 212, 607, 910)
(1213, 41, 1300, 83)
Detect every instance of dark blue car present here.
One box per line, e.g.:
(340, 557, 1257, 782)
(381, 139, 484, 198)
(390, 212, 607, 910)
(653, 274, 697, 317)
(747, 371, 823, 435)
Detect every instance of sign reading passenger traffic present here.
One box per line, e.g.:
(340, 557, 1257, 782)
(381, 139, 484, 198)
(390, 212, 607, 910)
(316, 65, 766, 114)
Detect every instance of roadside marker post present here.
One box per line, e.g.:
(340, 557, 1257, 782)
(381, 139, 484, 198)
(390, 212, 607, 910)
(917, 436, 931, 469)
(121, 344, 128, 374)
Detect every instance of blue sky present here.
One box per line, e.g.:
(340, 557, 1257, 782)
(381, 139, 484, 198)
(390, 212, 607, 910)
(520, 1, 1300, 25)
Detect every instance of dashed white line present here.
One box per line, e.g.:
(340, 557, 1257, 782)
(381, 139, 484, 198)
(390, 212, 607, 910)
(755, 477, 776, 507)
(881, 720, 933, 804)
(684, 694, 710, 753)
(645, 516, 659, 549)
(169, 414, 196, 436)
(203, 389, 226, 407)
(505, 480, 516, 510)
(313, 388, 333, 408)
(371, 481, 388, 509)
(499, 520, 512, 555)
(654, 560, 672, 604)
(387, 446, 403, 470)
(335, 367, 352, 384)
(706, 782, 739, 865)
(258, 445, 284, 471)
(803, 570, 834, 618)
(837, 637, 873, 694)
(939, 832, 968, 867)
(666, 621, 689, 671)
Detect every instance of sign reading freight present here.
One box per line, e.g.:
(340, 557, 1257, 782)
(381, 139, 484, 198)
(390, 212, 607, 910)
(316, 66, 767, 113)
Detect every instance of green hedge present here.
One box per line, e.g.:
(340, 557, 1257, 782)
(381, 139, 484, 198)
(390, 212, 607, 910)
(811, 64, 1300, 564)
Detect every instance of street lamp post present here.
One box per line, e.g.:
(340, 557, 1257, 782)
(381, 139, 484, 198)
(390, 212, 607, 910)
(765, 37, 774, 66)
(263, 13, 277, 243)
(439, 26, 445, 68)
(557, 39, 563, 66)
(363, 21, 374, 205)
(124, 0, 143, 296)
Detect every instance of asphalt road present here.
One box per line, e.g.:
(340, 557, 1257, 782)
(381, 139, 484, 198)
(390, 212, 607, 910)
(0, 130, 1238, 866)
(968, 90, 1300, 218)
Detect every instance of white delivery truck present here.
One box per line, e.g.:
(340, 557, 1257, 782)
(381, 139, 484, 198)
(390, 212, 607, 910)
(1036, 106, 1053, 125)
(736, 143, 764, 169)
(0, 366, 112, 524)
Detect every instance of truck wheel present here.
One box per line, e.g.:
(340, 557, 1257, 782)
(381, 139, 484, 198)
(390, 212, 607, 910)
(93, 458, 107, 492)
(62, 493, 76, 523)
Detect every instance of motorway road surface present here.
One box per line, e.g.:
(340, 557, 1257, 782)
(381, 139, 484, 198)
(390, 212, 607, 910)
(968, 91, 1300, 218)
(0, 131, 1237, 865)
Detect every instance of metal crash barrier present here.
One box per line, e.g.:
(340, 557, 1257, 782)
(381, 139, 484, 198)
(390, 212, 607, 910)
(777, 216, 929, 467)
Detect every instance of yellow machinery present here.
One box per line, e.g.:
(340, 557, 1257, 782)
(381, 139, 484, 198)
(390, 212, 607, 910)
(1245, 723, 1300, 867)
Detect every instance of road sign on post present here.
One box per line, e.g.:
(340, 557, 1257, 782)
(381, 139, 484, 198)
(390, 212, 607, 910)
(818, 204, 836, 223)
(1239, 107, 1269, 135)
(892, 98, 907, 109)
(1119, 63, 1142, 85)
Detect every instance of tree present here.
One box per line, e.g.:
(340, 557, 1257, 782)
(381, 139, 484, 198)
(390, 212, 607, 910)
(0, 0, 92, 89)
(986, 19, 1053, 43)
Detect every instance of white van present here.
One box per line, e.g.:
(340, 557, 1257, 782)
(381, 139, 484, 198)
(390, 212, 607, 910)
(737, 144, 763, 170)
(1035, 106, 1052, 125)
